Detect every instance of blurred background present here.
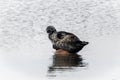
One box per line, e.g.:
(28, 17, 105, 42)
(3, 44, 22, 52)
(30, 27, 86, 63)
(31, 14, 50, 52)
(0, 0, 120, 80)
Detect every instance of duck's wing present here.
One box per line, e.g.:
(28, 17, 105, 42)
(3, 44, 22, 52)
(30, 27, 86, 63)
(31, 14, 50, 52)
(59, 32, 81, 43)
(53, 32, 82, 51)
(57, 31, 81, 42)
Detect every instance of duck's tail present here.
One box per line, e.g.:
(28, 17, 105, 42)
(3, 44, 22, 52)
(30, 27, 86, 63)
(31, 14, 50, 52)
(82, 41, 89, 45)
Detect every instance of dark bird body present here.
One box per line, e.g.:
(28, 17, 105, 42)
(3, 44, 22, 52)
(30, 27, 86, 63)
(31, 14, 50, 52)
(46, 26, 89, 53)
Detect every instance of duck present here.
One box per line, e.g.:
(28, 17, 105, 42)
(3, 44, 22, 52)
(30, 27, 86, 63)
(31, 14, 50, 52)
(46, 26, 89, 53)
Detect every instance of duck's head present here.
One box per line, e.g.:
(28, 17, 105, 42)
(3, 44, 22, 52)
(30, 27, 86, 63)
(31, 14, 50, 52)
(46, 26, 57, 34)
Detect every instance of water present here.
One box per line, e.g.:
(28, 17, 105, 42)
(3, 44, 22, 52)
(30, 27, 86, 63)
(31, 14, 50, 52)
(0, 0, 120, 80)
(0, 35, 120, 80)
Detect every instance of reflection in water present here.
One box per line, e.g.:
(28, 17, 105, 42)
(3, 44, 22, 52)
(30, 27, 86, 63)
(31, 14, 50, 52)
(48, 50, 87, 73)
